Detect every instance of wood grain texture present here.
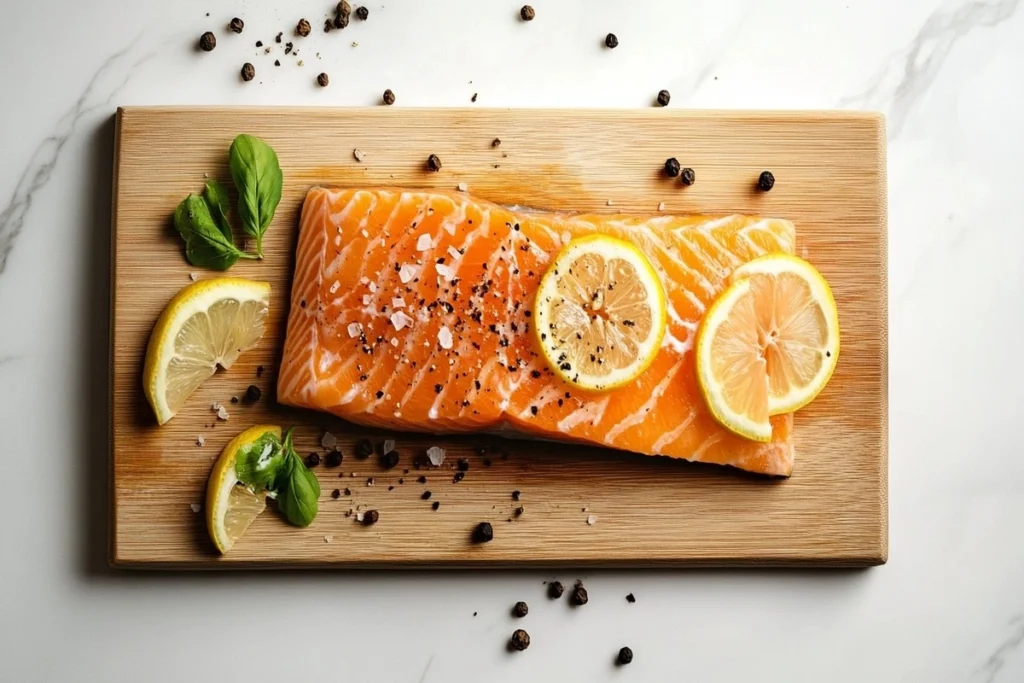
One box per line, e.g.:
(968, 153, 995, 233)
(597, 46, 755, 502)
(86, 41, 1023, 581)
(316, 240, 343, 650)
(110, 106, 887, 568)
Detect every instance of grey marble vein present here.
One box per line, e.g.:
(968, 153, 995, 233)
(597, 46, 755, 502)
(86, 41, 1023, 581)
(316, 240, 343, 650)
(417, 654, 434, 683)
(839, 0, 1021, 139)
(0, 34, 151, 278)
(976, 615, 1024, 682)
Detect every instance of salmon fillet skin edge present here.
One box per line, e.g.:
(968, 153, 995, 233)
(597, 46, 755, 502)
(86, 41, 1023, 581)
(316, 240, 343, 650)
(278, 188, 797, 476)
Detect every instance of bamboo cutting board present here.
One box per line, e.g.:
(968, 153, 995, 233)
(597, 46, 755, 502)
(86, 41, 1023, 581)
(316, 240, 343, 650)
(110, 106, 887, 568)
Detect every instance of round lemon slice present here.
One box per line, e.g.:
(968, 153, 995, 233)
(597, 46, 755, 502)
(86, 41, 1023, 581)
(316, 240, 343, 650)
(534, 235, 667, 391)
(206, 425, 281, 554)
(143, 278, 270, 425)
(696, 253, 840, 442)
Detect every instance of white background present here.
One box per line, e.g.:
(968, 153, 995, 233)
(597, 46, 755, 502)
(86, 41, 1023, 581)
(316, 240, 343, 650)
(1, 1, 1023, 681)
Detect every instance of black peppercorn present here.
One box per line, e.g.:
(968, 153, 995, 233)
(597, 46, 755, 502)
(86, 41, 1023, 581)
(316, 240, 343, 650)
(274, 60, 281, 67)
(306, 452, 321, 467)
(548, 581, 565, 599)
(426, 154, 442, 172)
(331, 489, 341, 499)
(664, 157, 680, 177)
(472, 521, 494, 543)
(256, 365, 265, 377)
(457, 458, 470, 472)
(512, 490, 521, 501)
(520, 5, 535, 21)
(510, 629, 530, 651)
(421, 490, 432, 500)
(325, 449, 343, 467)
(317, 72, 330, 87)
(452, 471, 465, 483)
(617, 647, 633, 665)
(657, 89, 671, 107)
(296, 18, 311, 37)
(512, 601, 529, 618)
(335, 1, 351, 29)
(199, 32, 217, 52)
(626, 593, 636, 603)
(758, 170, 775, 191)
(380, 450, 400, 469)
(229, 17, 244, 34)
(491, 138, 501, 148)
(356, 5, 369, 20)
(605, 33, 618, 48)
(431, 500, 440, 510)
(680, 167, 696, 186)
(514, 506, 524, 517)
(362, 509, 379, 525)
(570, 580, 588, 606)
(417, 475, 427, 484)
(275, 32, 283, 43)
(383, 88, 395, 105)
(241, 63, 255, 82)
(255, 40, 263, 47)
(355, 439, 374, 459)
(324, 18, 333, 32)
(243, 385, 261, 402)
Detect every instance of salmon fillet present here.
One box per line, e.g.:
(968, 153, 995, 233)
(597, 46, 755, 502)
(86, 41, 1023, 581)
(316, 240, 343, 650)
(279, 188, 797, 476)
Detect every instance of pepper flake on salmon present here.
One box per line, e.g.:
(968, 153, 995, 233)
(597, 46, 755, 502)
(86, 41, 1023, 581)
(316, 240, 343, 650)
(278, 188, 797, 476)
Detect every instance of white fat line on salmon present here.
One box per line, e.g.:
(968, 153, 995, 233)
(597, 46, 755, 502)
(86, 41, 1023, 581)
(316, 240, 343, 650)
(603, 358, 685, 444)
(456, 355, 501, 419)
(695, 216, 745, 267)
(327, 189, 367, 225)
(651, 406, 697, 453)
(690, 433, 725, 463)
(292, 192, 331, 313)
(637, 226, 717, 299)
(676, 233, 733, 282)
(557, 396, 610, 432)
(279, 320, 320, 403)
(346, 194, 411, 308)
(513, 374, 559, 419)
(737, 219, 791, 256)
(326, 193, 379, 282)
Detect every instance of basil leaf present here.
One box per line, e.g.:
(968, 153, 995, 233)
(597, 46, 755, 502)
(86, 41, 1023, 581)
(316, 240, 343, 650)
(234, 431, 286, 491)
(173, 193, 243, 271)
(229, 134, 283, 258)
(204, 180, 234, 242)
(277, 451, 320, 527)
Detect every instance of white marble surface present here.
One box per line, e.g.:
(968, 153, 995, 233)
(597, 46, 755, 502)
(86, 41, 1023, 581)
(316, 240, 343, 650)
(1, 0, 1023, 680)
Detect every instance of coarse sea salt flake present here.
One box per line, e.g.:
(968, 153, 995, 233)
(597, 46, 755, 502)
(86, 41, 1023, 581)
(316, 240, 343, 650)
(347, 322, 363, 338)
(321, 432, 337, 450)
(390, 337, 399, 347)
(390, 311, 413, 331)
(416, 233, 433, 251)
(392, 297, 406, 309)
(399, 264, 418, 284)
(196, 435, 205, 447)
(587, 514, 597, 525)
(329, 281, 340, 294)
(443, 221, 456, 236)
(216, 405, 229, 421)
(427, 446, 446, 466)
(362, 294, 371, 306)
(190, 503, 201, 513)
(368, 281, 377, 293)
(438, 326, 454, 349)
(383, 439, 396, 453)
(447, 245, 462, 260)
(436, 263, 454, 280)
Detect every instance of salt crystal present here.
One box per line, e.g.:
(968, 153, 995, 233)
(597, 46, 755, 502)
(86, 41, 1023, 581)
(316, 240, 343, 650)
(324, 535, 334, 543)
(196, 435, 205, 447)
(447, 245, 462, 260)
(443, 222, 456, 236)
(362, 294, 371, 306)
(457, 182, 468, 192)
(353, 148, 365, 162)
(587, 515, 597, 525)
(436, 263, 454, 281)
(392, 296, 406, 309)
(426, 446, 446, 466)
(438, 326, 454, 349)
(190, 503, 201, 513)
(383, 439, 396, 453)
(360, 276, 370, 285)
(347, 322, 363, 338)
(399, 264, 418, 283)
(189, 272, 199, 282)
(329, 281, 340, 294)
(416, 233, 433, 251)
(368, 281, 377, 293)
(606, 199, 614, 206)
(321, 431, 337, 450)
(658, 202, 666, 211)
(356, 512, 365, 522)
(390, 337, 399, 347)
(390, 311, 413, 331)
(361, 229, 370, 238)
(217, 405, 229, 421)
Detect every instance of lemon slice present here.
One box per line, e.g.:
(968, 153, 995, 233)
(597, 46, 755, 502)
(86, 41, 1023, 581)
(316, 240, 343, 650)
(534, 235, 666, 391)
(206, 425, 280, 554)
(143, 278, 270, 425)
(696, 253, 840, 441)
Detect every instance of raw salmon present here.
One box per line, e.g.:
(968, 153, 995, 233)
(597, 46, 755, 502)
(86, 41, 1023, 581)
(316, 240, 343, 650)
(278, 188, 797, 476)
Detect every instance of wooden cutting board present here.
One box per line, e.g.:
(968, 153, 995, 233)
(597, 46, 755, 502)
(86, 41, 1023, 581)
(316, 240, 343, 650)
(110, 106, 887, 568)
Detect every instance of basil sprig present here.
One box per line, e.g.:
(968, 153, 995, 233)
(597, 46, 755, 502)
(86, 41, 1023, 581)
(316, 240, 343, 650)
(229, 134, 283, 259)
(235, 427, 319, 528)
(173, 134, 283, 269)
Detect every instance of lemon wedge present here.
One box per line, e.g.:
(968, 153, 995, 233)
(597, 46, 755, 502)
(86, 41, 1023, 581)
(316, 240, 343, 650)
(206, 425, 280, 554)
(143, 278, 270, 425)
(696, 254, 840, 441)
(534, 235, 666, 391)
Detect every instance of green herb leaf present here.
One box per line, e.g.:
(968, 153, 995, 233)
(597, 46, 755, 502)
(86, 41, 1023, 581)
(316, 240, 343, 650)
(173, 193, 244, 270)
(229, 134, 283, 258)
(204, 180, 234, 242)
(234, 431, 286, 491)
(275, 428, 320, 527)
